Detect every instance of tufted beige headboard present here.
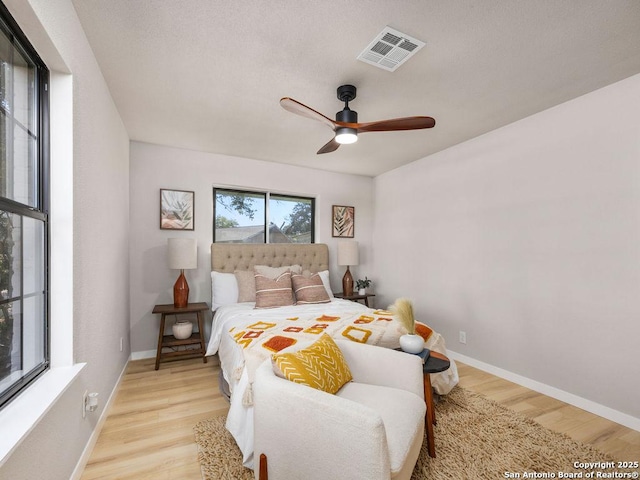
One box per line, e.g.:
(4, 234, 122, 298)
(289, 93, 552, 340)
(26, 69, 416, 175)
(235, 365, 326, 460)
(211, 243, 329, 273)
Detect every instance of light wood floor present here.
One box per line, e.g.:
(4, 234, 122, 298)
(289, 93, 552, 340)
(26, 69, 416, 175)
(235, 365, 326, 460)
(80, 357, 640, 479)
(80, 356, 227, 480)
(456, 363, 640, 460)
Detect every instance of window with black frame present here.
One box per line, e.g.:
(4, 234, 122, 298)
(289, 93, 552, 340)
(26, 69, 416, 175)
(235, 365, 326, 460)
(213, 188, 314, 243)
(0, 3, 49, 410)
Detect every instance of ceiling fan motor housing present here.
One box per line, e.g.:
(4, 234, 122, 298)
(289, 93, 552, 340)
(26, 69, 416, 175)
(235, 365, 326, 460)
(336, 108, 358, 123)
(336, 84, 358, 123)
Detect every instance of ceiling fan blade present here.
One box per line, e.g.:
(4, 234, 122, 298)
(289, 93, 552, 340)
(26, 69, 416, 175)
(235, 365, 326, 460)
(280, 97, 336, 130)
(355, 116, 436, 133)
(317, 138, 340, 154)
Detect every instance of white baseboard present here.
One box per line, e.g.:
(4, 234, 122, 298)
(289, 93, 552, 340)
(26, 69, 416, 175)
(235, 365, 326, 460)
(69, 361, 128, 480)
(130, 349, 156, 361)
(448, 350, 640, 433)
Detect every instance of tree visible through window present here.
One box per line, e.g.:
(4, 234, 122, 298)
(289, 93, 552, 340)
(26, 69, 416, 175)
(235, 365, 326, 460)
(0, 3, 49, 410)
(213, 188, 314, 243)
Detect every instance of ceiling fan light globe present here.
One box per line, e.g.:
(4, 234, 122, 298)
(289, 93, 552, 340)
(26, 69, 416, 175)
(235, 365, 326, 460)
(335, 127, 358, 144)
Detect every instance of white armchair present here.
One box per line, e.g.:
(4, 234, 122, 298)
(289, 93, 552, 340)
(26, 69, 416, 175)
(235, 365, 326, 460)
(253, 340, 426, 480)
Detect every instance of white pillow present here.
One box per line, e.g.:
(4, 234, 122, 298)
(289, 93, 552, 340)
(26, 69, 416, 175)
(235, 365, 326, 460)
(317, 270, 334, 298)
(211, 271, 238, 310)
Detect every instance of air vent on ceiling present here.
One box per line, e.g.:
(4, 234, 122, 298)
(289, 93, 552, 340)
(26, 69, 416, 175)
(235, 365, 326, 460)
(357, 26, 425, 72)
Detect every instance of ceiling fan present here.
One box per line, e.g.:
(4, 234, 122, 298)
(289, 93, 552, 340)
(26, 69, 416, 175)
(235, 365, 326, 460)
(280, 84, 435, 154)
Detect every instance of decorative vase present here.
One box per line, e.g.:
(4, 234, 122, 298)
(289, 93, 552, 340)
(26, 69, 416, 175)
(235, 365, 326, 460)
(173, 269, 189, 308)
(358, 288, 366, 295)
(172, 320, 193, 340)
(399, 333, 424, 354)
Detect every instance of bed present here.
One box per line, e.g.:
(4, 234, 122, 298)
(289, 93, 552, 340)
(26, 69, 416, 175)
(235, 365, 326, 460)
(204, 243, 458, 469)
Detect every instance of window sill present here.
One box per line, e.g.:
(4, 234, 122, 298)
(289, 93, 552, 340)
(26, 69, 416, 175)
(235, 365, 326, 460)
(0, 363, 85, 466)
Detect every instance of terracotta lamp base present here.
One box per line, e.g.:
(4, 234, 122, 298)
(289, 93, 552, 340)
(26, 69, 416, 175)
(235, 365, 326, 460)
(342, 266, 354, 295)
(173, 269, 189, 308)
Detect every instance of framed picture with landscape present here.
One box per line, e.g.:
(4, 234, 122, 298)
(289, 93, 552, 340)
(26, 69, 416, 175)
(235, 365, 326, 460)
(160, 189, 194, 230)
(332, 205, 354, 238)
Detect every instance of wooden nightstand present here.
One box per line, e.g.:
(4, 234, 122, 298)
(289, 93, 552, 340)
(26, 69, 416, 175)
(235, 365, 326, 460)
(333, 292, 376, 307)
(152, 302, 209, 370)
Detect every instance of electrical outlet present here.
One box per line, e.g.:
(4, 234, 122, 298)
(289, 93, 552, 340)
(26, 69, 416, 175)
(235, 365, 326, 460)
(82, 390, 88, 419)
(459, 331, 467, 344)
(119, 337, 123, 352)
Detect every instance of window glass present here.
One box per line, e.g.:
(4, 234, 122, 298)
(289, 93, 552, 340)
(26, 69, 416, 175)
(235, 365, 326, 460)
(22, 215, 44, 295)
(269, 194, 314, 243)
(214, 189, 266, 243)
(0, 26, 38, 208)
(0, 299, 20, 391)
(0, 4, 49, 410)
(213, 188, 314, 243)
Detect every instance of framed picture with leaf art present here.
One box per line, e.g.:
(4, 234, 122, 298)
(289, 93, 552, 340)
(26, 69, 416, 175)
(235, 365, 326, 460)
(332, 205, 355, 238)
(160, 189, 194, 230)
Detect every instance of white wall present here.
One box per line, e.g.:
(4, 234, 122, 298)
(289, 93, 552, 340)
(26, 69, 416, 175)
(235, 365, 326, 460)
(129, 142, 374, 355)
(374, 74, 640, 422)
(1, 1, 130, 478)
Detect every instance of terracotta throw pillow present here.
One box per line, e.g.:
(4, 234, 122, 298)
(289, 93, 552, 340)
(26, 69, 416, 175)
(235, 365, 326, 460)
(254, 270, 294, 309)
(272, 334, 352, 394)
(291, 273, 330, 304)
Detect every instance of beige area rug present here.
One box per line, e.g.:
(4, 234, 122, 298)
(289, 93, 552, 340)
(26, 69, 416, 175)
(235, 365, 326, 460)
(194, 386, 625, 480)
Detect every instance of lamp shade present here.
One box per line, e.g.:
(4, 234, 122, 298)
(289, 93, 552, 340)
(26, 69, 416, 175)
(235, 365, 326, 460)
(168, 238, 197, 270)
(337, 240, 359, 266)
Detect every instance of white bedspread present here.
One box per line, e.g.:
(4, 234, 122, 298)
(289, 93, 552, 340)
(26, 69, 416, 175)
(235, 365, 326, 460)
(205, 299, 458, 469)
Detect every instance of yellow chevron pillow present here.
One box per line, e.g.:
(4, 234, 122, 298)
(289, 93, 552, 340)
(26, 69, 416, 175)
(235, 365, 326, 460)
(272, 334, 352, 394)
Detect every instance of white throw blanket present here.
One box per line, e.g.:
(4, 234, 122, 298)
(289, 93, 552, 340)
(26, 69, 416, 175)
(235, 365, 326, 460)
(205, 299, 459, 469)
(228, 307, 405, 404)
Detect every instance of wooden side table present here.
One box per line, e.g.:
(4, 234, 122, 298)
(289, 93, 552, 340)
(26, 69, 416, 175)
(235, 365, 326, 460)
(423, 350, 451, 458)
(152, 302, 209, 370)
(333, 292, 376, 307)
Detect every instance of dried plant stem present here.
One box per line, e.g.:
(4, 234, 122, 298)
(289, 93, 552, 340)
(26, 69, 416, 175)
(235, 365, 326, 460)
(391, 297, 415, 334)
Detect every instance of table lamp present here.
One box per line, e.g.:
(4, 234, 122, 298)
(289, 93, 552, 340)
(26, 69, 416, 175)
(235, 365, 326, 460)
(168, 238, 197, 308)
(337, 240, 359, 295)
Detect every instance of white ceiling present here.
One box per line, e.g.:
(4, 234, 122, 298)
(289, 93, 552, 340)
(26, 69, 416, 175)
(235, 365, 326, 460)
(71, 0, 640, 177)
